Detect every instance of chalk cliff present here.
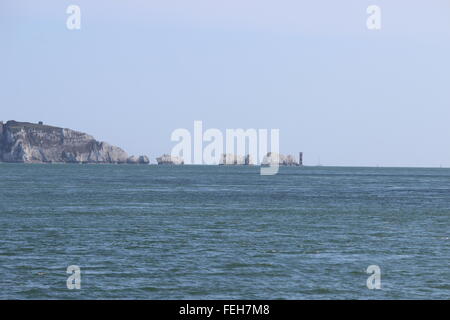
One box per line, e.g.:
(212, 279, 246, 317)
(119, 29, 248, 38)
(156, 154, 184, 165)
(0, 121, 149, 164)
(261, 152, 300, 166)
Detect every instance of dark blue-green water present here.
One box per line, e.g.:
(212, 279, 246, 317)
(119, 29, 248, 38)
(0, 164, 449, 299)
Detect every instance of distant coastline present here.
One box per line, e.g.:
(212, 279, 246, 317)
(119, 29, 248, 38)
(0, 120, 149, 165)
(0, 121, 304, 167)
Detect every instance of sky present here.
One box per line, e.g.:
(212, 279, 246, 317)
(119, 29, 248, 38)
(1, 0, 450, 167)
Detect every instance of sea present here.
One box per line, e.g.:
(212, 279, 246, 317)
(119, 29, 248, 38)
(0, 163, 449, 299)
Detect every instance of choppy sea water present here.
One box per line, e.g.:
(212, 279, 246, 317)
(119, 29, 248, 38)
(0, 163, 449, 299)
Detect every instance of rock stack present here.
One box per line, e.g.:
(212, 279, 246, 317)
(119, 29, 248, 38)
(156, 154, 184, 165)
(261, 152, 300, 166)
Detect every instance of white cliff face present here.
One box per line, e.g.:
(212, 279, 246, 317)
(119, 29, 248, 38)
(261, 152, 299, 166)
(127, 155, 150, 164)
(156, 154, 183, 165)
(0, 121, 148, 164)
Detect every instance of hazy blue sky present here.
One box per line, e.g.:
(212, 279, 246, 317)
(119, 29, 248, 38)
(1, 1, 450, 166)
